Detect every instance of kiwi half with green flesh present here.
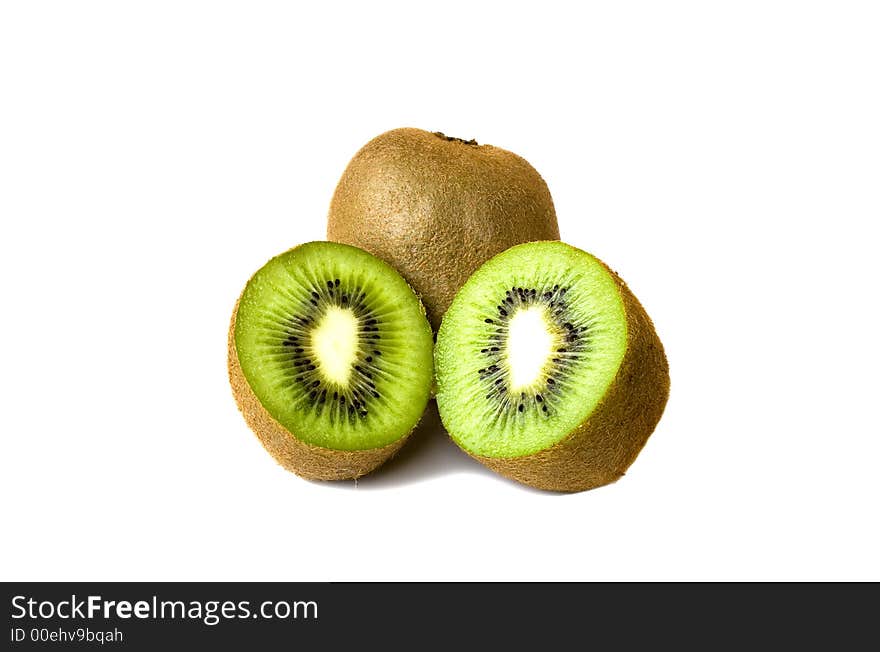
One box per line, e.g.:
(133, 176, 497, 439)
(229, 241, 434, 480)
(435, 241, 669, 492)
(327, 127, 559, 331)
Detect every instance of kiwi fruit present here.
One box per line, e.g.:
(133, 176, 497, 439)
(434, 241, 669, 492)
(228, 241, 434, 480)
(327, 127, 560, 330)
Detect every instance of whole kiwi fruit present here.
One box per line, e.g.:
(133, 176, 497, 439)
(327, 127, 560, 330)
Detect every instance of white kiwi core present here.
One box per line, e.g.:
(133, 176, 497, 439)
(506, 306, 558, 392)
(311, 306, 359, 385)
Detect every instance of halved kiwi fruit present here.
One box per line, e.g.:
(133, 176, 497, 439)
(327, 127, 559, 330)
(435, 241, 669, 492)
(228, 241, 434, 480)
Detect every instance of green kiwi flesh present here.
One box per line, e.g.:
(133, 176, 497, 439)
(435, 241, 669, 492)
(327, 127, 559, 330)
(229, 241, 434, 480)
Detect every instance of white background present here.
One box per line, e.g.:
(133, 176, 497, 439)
(1, 1, 878, 581)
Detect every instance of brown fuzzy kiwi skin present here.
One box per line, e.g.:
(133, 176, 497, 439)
(228, 298, 410, 481)
(465, 269, 669, 493)
(327, 127, 560, 331)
